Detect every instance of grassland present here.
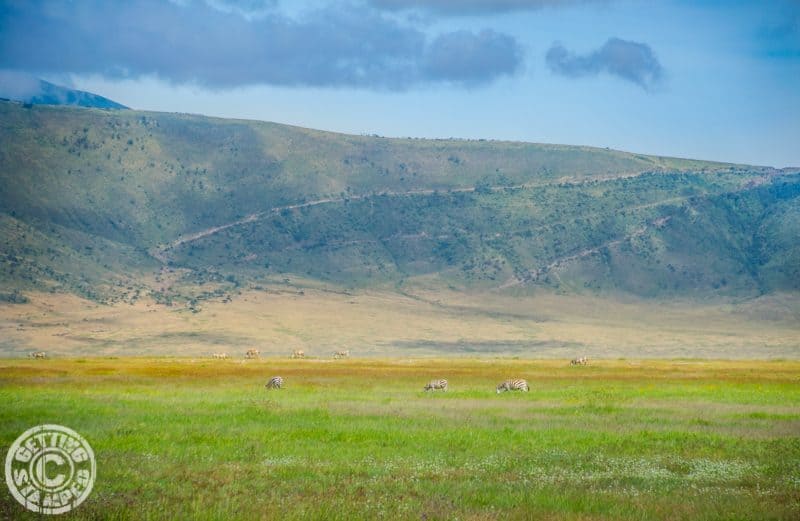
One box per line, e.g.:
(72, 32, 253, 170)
(1, 358, 799, 520)
(1, 288, 798, 359)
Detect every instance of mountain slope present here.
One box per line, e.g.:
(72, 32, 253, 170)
(0, 77, 128, 109)
(0, 101, 797, 307)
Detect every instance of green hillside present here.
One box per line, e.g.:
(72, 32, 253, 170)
(0, 100, 798, 306)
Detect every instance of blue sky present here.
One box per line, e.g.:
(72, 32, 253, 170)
(1, 0, 798, 166)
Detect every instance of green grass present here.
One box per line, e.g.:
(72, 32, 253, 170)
(1, 358, 798, 520)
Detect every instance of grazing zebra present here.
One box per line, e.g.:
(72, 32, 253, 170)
(570, 356, 589, 366)
(424, 379, 448, 392)
(291, 350, 305, 359)
(265, 376, 283, 390)
(212, 353, 229, 360)
(496, 379, 529, 394)
(28, 351, 46, 359)
(333, 349, 350, 359)
(245, 348, 260, 359)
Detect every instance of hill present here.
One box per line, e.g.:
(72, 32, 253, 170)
(0, 101, 798, 356)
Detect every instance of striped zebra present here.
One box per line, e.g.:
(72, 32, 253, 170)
(570, 356, 588, 366)
(333, 349, 350, 359)
(28, 351, 46, 359)
(291, 350, 305, 359)
(212, 352, 229, 359)
(265, 376, 283, 390)
(496, 379, 529, 394)
(245, 348, 260, 359)
(424, 379, 448, 392)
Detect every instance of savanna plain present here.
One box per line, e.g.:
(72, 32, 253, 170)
(2, 102, 800, 520)
(1, 357, 799, 520)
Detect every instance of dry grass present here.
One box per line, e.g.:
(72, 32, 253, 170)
(1, 287, 798, 359)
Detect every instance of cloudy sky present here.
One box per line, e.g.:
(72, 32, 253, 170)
(1, 0, 798, 166)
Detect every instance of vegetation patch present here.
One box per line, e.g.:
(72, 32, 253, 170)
(0, 358, 798, 520)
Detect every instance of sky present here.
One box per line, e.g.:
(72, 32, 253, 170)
(1, 0, 798, 167)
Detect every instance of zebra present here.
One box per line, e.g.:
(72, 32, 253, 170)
(291, 350, 305, 359)
(333, 349, 350, 359)
(212, 353, 229, 359)
(570, 356, 588, 366)
(245, 348, 260, 359)
(496, 379, 529, 394)
(424, 379, 448, 392)
(265, 376, 283, 390)
(28, 351, 46, 359)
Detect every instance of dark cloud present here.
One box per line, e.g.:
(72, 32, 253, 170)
(369, 0, 602, 15)
(546, 38, 663, 90)
(422, 30, 522, 84)
(0, 0, 523, 90)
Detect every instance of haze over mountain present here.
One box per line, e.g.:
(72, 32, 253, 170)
(1, 100, 798, 307)
(0, 73, 128, 109)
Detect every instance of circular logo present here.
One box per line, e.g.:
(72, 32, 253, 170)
(4, 424, 96, 515)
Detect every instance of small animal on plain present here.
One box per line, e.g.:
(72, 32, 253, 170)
(333, 349, 350, 359)
(291, 350, 305, 359)
(265, 376, 284, 390)
(212, 353, 229, 360)
(496, 379, 529, 394)
(28, 351, 46, 359)
(245, 348, 260, 359)
(424, 379, 448, 392)
(570, 356, 589, 366)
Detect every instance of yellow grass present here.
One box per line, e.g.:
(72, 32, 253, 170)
(0, 286, 798, 358)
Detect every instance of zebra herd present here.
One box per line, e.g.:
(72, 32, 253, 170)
(262, 357, 590, 392)
(222, 350, 587, 366)
(214, 349, 353, 360)
(264, 376, 533, 394)
(23, 350, 585, 397)
(28, 350, 587, 369)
